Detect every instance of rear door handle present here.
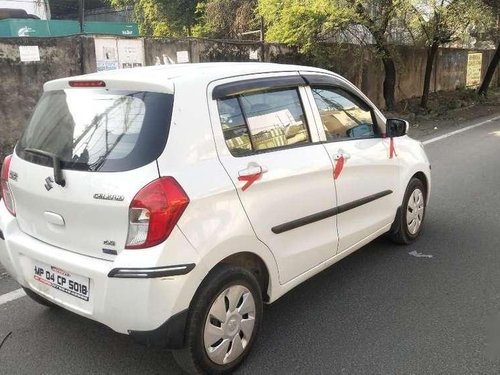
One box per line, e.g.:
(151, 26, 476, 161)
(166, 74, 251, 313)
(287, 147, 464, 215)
(238, 164, 267, 191)
(238, 164, 268, 177)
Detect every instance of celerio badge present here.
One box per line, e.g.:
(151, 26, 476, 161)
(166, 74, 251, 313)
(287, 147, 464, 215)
(93, 193, 124, 202)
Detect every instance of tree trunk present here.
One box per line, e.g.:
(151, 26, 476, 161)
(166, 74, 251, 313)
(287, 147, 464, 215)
(354, 2, 396, 111)
(420, 41, 439, 109)
(374, 41, 397, 111)
(478, 41, 500, 96)
(382, 56, 396, 111)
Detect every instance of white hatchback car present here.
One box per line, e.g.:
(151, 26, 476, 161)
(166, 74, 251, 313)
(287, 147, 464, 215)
(0, 63, 430, 374)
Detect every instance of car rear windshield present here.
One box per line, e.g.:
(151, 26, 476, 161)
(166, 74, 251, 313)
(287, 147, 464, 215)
(17, 89, 174, 172)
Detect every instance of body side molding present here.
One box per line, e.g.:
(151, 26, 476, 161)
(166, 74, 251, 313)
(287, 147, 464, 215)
(272, 190, 393, 234)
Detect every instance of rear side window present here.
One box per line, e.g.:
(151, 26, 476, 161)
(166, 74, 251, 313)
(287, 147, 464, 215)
(217, 88, 310, 156)
(17, 89, 174, 172)
(217, 98, 252, 155)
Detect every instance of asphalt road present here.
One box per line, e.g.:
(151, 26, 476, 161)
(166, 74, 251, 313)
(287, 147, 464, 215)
(2, 115, 500, 374)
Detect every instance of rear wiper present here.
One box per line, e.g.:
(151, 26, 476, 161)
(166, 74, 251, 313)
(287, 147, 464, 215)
(23, 148, 66, 187)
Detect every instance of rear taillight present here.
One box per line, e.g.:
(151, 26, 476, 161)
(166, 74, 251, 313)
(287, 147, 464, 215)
(126, 177, 189, 249)
(1, 155, 16, 216)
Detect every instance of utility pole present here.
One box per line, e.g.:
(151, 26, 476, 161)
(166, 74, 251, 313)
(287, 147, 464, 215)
(78, 0, 85, 75)
(79, 0, 85, 34)
(260, 16, 265, 62)
(240, 17, 266, 62)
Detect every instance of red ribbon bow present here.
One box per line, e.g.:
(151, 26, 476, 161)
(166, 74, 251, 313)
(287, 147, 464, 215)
(389, 137, 397, 159)
(333, 155, 344, 180)
(238, 172, 262, 191)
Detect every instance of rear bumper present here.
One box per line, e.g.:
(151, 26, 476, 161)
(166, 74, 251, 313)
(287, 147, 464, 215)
(0, 203, 202, 347)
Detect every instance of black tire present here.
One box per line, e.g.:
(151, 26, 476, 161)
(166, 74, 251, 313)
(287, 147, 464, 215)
(23, 287, 57, 308)
(173, 265, 263, 374)
(389, 177, 427, 245)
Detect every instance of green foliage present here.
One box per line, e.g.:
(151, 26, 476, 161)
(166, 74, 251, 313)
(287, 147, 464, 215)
(106, 0, 496, 46)
(403, 0, 493, 47)
(481, 0, 500, 22)
(481, 0, 500, 40)
(194, 0, 258, 39)
(258, 0, 495, 50)
(258, 0, 358, 51)
(258, 0, 420, 56)
(108, 0, 199, 36)
(107, 0, 259, 38)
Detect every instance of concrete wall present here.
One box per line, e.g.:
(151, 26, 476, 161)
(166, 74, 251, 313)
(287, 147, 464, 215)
(0, 37, 85, 160)
(143, 38, 290, 65)
(0, 35, 498, 160)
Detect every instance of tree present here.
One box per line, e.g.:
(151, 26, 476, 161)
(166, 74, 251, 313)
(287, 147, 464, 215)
(259, 0, 407, 110)
(350, 1, 405, 111)
(479, 0, 500, 96)
(405, 0, 489, 109)
(479, 41, 500, 95)
(195, 0, 258, 39)
(108, 0, 199, 36)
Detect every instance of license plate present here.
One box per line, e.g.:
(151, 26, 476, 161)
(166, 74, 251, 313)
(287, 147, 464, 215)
(33, 262, 90, 302)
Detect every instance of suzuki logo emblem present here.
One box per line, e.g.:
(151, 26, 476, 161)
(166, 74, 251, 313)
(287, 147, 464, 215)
(44, 177, 54, 191)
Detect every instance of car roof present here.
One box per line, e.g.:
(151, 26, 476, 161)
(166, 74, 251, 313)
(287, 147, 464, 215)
(43, 62, 336, 93)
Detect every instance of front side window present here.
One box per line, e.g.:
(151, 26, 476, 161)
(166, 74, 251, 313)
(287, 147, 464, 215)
(311, 86, 376, 141)
(217, 87, 310, 155)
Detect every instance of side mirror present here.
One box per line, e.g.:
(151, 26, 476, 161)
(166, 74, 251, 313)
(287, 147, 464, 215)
(386, 119, 409, 137)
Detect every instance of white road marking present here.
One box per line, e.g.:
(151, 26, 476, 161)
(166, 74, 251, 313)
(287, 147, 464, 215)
(422, 115, 500, 145)
(0, 288, 25, 306)
(409, 250, 433, 258)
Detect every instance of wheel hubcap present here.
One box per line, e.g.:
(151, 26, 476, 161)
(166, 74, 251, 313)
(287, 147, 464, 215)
(204, 285, 256, 365)
(406, 188, 425, 235)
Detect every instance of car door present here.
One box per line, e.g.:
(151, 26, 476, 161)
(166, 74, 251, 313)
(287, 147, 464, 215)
(304, 73, 400, 253)
(208, 74, 338, 284)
